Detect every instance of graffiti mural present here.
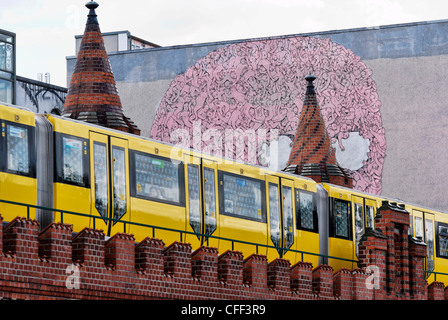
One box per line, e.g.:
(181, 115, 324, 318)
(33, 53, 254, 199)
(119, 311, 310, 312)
(150, 36, 386, 195)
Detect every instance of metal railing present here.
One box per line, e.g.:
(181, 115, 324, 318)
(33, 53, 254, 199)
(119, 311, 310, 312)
(0, 198, 355, 266)
(425, 270, 448, 282)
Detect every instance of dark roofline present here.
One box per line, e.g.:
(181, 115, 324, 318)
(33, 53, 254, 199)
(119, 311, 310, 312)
(66, 18, 448, 60)
(16, 75, 67, 92)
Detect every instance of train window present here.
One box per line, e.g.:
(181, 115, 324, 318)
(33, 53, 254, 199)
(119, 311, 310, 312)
(203, 167, 217, 236)
(187, 164, 201, 236)
(331, 199, 351, 240)
(296, 189, 318, 233)
(62, 136, 83, 184)
(130, 150, 185, 206)
(269, 183, 281, 249)
(282, 186, 294, 249)
(112, 146, 126, 222)
(6, 124, 29, 174)
(426, 218, 435, 272)
(366, 206, 375, 230)
(415, 217, 423, 240)
(94, 142, 108, 219)
(437, 223, 448, 259)
(219, 171, 266, 222)
(354, 203, 363, 244)
(55, 133, 89, 187)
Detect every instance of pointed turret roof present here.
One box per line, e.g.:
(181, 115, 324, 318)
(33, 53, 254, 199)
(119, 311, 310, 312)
(284, 75, 352, 188)
(63, 1, 140, 135)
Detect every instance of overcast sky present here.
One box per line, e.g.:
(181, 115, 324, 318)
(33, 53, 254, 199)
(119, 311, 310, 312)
(2, 0, 448, 87)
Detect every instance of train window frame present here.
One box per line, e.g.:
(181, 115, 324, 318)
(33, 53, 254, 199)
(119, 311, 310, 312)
(282, 185, 294, 249)
(330, 198, 352, 240)
(187, 163, 202, 236)
(203, 167, 217, 236)
(268, 182, 281, 249)
(218, 170, 267, 223)
(0, 120, 36, 178)
(295, 188, 318, 233)
(436, 222, 448, 259)
(93, 141, 108, 219)
(54, 132, 90, 188)
(112, 145, 127, 222)
(129, 149, 185, 207)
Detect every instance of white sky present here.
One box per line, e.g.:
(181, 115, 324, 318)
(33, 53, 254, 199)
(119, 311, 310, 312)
(2, 0, 448, 87)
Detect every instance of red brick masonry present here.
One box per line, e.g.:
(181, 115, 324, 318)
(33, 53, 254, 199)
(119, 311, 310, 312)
(0, 201, 446, 300)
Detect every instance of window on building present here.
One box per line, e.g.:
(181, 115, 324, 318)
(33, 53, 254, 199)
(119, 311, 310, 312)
(0, 30, 15, 105)
(0, 79, 12, 104)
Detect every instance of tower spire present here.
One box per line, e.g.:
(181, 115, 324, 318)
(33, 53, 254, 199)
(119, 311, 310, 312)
(284, 75, 353, 188)
(63, 1, 140, 135)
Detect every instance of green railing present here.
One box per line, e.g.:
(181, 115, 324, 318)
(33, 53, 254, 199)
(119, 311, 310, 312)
(425, 270, 448, 282)
(0, 198, 354, 266)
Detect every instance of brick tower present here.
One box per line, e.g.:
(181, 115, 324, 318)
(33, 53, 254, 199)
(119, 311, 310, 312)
(63, 1, 140, 135)
(284, 75, 352, 188)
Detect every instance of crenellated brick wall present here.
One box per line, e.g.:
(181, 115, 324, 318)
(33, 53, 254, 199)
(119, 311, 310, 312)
(0, 205, 446, 300)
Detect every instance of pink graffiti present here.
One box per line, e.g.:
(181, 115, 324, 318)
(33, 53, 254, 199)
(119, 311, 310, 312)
(150, 36, 386, 195)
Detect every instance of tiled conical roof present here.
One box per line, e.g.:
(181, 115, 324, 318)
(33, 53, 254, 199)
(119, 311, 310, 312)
(63, 1, 140, 135)
(284, 75, 352, 188)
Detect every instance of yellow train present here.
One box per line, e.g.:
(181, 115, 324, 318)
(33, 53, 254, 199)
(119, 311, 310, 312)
(0, 102, 447, 284)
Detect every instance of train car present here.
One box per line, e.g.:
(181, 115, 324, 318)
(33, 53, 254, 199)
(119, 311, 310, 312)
(322, 182, 448, 282)
(0, 103, 38, 222)
(406, 203, 448, 284)
(44, 112, 322, 265)
(3, 102, 447, 279)
(320, 183, 382, 270)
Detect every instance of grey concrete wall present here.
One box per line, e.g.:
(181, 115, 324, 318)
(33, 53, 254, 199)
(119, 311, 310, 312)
(366, 55, 448, 210)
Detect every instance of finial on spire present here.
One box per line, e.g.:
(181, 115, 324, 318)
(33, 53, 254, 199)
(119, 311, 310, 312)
(86, 0, 99, 10)
(86, 1, 99, 24)
(305, 74, 316, 95)
(305, 74, 316, 82)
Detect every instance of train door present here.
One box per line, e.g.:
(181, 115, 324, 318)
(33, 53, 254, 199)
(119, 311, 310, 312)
(352, 195, 377, 261)
(266, 175, 295, 261)
(89, 131, 130, 236)
(184, 154, 219, 249)
(413, 210, 436, 281)
(327, 187, 353, 271)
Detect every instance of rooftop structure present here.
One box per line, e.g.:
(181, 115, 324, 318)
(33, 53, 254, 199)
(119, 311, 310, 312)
(284, 75, 353, 188)
(63, 1, 140, 135)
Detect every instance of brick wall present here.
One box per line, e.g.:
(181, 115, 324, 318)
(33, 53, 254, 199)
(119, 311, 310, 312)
(0, 210, 446, 300)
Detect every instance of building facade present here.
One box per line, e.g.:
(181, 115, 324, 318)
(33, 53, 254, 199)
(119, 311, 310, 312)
(0, 28, 67, 114)
(66, 19, 448, 212)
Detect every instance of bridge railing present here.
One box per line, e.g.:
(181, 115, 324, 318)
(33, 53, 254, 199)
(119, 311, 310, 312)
(5, 198, 448, 282)
(0, 198, 361, 267)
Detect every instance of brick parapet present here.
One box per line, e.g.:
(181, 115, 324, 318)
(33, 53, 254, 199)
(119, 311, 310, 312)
(0, 214, 445, 300)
